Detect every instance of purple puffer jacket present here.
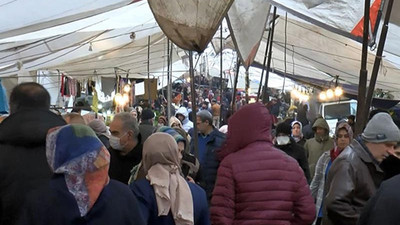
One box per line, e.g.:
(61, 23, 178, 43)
(211, 103, 315, 225)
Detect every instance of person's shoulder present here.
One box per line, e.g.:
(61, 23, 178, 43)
(381, 175, 400, 193)
(211, 129, 226, 139)
(187, 182, 207, 201)
(129, 179, 152, 197)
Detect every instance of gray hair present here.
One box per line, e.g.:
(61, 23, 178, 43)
(197, 110, 213, 125)
(114, 112, 139, 137)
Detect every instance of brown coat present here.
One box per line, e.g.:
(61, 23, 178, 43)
(323, 139, 384, 225)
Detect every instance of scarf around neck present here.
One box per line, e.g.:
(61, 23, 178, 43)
(143, 133, 194, 225)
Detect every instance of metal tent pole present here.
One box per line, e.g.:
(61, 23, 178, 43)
(147, 36, 151, 104)
(167, 39, 172, 119)
(231, 55, 240, 113)
(256, 28, 272, 102)
(189, 51, 199, 159)
(262, 6, 277, 104)
(219, 25, 224, 127)
(355, 0, 371, 135)
(365, 0, 394, 118)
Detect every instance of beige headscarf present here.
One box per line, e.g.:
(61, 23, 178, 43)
(169, 116, 183, 129)
(143, 133, 194, 225)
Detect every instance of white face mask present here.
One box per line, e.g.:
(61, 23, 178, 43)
(276, 136, 291, 145)
(109, 132, 128, 151)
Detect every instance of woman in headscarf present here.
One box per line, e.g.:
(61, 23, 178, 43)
(169, 116, 183, 130)
(17, 124, 145, 225)
(309, 122, 353, 225)
(291, 120, 306, 146)
(130, 133, 210, 225)
(128, 126, 198, 183)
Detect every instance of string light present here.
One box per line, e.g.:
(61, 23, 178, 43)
(115, 93, 123, 105)
(335, 86, 343, 97)
(123, 84, 131, 93)
(319, 92, 327, 101)
(319, 86, 344, 101)
(326, 89, 334, 98)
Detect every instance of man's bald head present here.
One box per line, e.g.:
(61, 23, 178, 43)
(9, 82, 50, 114)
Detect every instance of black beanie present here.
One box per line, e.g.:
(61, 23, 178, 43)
(141, 109, 154, 120)
(275, 122, 292, 136)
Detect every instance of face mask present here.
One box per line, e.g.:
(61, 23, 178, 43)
(109, 132, 128, 151)
(276, 136, 290, 145)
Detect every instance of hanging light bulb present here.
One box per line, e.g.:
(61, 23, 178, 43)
(335, 86, 343, 97)
(123, 84, 131, 93)
(88, 42, 93, 51)
(326, 89, 334, 99)
(115, 93, 123, 105)
(123, 93, 129, 104)
(319, 91, 327, 101)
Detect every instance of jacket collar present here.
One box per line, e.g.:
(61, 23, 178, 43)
(352, 137, 383, 172)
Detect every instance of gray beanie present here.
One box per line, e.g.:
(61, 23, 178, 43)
(362, 112, 400, 143)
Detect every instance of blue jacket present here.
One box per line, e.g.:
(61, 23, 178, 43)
(190, 128, 226, 202)
(130, 179, 210, 225)
(17, 174, 145, 225)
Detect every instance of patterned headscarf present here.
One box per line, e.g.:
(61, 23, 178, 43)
(157, 126, 186, 147)
(143, 133, 194, 225)
(46, 124, 110, 217)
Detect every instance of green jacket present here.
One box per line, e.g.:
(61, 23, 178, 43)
(305, 118, 334, 179)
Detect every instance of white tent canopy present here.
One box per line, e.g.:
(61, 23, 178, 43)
(1, 0, 400, 100)
(0, 0, 137, 40)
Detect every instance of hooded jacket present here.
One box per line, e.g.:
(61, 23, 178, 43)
(304, 118, 334, 179)
(211, 103, 315, 225)
(175, 107, 193, 132)
(0, 109, 66, 225)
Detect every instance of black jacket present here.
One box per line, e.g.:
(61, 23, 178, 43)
(379, 155, 400, 180)
(357, 175, 400, 225)
(0, 109, 66, 225)
(108, 135, 143, 184)
(275, 137, 311, 183)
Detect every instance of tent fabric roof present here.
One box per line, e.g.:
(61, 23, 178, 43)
(0, 0, 400, 101)
(0, 0, 138, 40)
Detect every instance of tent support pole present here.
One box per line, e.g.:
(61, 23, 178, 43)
(365, 0, 394, 119)
(262, 6, 277, 104)
(147, 36, 151, 104)
(167, 39, 172, 120)
(256, 27, 272, 102)
(231, 55, 240, 113)
(245, 70, 250, 104)
(355, 0, 371, 135)
(219, 25, 223, 127)
(189, 51, 199, 159)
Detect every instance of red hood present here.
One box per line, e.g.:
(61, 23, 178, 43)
(219, 102, 272, 160)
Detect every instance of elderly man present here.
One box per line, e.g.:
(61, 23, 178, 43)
(108, 112, 143, 184)
(191, 110, 225, 202)
(323, 112, 400, 225)
(0, 82, 66, 225)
